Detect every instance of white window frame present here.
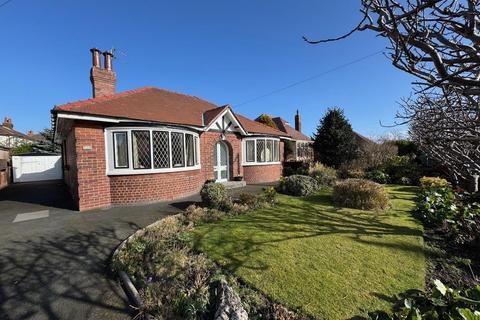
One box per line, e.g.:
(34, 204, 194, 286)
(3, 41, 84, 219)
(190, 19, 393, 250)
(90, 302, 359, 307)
(242, 137, 281, 166)
(105, 126, 201, 175)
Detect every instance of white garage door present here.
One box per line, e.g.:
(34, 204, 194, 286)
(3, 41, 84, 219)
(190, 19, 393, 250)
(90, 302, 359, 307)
(12, 155, 62, 183)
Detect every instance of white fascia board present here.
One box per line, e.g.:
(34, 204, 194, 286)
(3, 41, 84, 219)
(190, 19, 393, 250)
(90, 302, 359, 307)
(55, 112, 204, 132)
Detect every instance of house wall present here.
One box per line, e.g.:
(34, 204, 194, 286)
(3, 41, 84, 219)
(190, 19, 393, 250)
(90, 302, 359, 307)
(243, 141, 284, 183)
(67, 122, 284, 211)
(74, 121, 111, 211)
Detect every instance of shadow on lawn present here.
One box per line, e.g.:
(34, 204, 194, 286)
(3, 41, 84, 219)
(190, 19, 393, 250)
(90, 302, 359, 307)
(0, 225, 139, 320)
(192, 189, 423, 273)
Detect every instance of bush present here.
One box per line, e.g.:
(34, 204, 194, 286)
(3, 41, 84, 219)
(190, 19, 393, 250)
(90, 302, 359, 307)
(332, 179, 390, 210)
(419, 176, 450, 189)
(414, 186, 456, 227)
(366, 280, 480, 320)
(338, 164, 365, 179)
(384, 155, 421, 184)
(399, 176, 411, 185)
(200, 183, 232, 211)
(308, 162, 337, 187)
(365, 169, 390, 184)
(184, 205, 224, 225)
(277, 175, 319, 197)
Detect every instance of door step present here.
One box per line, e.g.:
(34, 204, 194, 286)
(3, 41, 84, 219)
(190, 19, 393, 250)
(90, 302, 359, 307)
(220, 181, 247, 189)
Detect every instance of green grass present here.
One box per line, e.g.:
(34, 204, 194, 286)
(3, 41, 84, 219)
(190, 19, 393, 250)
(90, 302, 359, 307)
(192, 186, 425, 319)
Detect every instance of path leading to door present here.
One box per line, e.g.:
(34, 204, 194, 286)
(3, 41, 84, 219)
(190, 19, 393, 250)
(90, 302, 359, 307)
(0, 181, 270, 320)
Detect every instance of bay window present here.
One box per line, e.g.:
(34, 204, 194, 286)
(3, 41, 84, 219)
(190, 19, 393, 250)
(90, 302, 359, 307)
(106, 127, 200, 175)
(243, 137, 280, 165)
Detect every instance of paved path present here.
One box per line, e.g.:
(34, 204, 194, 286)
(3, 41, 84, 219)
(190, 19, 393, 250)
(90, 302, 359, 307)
(0, 181, 268, 320)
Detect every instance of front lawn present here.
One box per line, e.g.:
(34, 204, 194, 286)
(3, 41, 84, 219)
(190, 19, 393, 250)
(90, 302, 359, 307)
(192, 185, 425, 319)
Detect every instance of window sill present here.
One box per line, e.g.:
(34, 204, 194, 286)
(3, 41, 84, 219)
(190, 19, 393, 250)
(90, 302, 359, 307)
(242, 162, 282, 167)
(106, 165, 201, 176)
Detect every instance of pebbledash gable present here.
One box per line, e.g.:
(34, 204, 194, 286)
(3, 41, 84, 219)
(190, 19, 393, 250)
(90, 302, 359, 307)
(51, 48, 300, 211)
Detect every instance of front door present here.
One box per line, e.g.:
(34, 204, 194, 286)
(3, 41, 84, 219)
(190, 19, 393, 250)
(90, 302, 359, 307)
(214, 142, 229, 182)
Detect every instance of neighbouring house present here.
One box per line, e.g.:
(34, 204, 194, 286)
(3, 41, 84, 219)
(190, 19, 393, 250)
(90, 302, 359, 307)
(271, 112, 313, 162)
(52, 48, 294, 211)
(0, 117, 35, 149)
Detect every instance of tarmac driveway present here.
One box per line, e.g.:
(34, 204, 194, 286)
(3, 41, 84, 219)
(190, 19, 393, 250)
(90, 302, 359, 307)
(0, 181, 195, 320)
(0, 181, 268, 320)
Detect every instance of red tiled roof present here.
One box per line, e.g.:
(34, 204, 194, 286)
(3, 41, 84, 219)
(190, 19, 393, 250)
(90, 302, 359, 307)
(54, 87, 287, 137)
(272, 117, 312, 141)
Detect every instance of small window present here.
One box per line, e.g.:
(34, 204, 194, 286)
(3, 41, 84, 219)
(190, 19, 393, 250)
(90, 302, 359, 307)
(185, 134, 195, 167)
(132, 130, 151, 169)
(246, 140, 255, 162)
(113, 132, 128, 168)
(194, 136, 199, 165)
(152, 131, 170, 169)
(171, 132, 185, 167)
(256, 139, 265, 162)
(274, 140, 280, 161)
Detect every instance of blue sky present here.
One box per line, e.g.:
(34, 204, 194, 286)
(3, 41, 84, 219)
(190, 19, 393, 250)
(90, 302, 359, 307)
(0, 0, 415, 137)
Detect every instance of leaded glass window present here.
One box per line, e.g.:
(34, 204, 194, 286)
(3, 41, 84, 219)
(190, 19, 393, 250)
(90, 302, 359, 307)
(171, 132, 185, 167)
(256, 139, 265, 162)
(152, 131, 169, 168)
(132, 130, 151, 169)
(266, 140, 273, 162)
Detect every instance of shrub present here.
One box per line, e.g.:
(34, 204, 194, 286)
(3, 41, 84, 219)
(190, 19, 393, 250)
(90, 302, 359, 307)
(262, 186, 277, 204)
(419, 176, 450, 189)
(308, 162, 337, 187)
(200, 183, 232, 211)
(338, 164, 365, 179)
(384, 155, 421, 184)
(238, 193, 260, 208)
(414, 187, 456, 227)
(366, 280, 480, 320)
(277, 175, 319, 197)
(184, 205, 224, 225)
(332, 179, 390, 210)
(365, 169, 390, 184)
(399, 176, 411, 185)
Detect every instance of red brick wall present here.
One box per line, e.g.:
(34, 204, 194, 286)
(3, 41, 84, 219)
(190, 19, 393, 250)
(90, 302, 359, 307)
(243, 164, 283, 183)
(74, 121, 111, 211)
(110, 170, 202, 205)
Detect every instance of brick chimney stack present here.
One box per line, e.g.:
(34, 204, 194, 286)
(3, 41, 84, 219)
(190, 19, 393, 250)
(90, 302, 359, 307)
(2, 117, 13, 129)
(294, 110, 301, 132)
(90, 48, 116, 98)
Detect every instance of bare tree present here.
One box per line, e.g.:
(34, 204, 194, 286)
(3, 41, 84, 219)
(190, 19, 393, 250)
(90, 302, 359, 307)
(304, 0, 480, 93)
(304, 0, 480, 186)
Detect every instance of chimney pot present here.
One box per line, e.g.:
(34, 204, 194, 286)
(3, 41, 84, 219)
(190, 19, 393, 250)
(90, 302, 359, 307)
(3, 117, 13, 129)
(103, 51, 113, 71)
(294, 109, 302, 132)
(90, 48, 101, 68)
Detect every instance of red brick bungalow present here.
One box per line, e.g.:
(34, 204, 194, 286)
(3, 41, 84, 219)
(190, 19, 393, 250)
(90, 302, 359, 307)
(52, 49, 305, 211)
